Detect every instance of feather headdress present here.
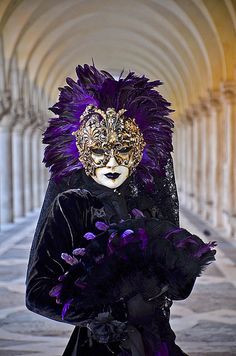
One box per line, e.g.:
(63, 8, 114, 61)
(42, 64, 174, 190)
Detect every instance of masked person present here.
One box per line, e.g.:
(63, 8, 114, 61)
(25, 65, 216, 356)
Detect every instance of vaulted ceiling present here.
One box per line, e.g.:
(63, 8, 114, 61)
(1, 0, 235, 116)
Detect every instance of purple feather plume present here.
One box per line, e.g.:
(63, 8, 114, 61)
(193, 241, 217, 258)
(83, 232, 96, 240)
(62, 298, 74, 320)
(72, 247, 86, 256)
(49, 284, 62, 298)
(131, 208, 145, 218)
(95, 221, 109, 231)
(61, 253, 79, 265)
(121, 229, 134, 239)
(42, 64, 174, 190)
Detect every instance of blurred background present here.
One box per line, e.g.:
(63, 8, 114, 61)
(0, 0, 235, 355)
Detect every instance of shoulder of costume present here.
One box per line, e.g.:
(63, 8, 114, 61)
(55, 188, 93, 202)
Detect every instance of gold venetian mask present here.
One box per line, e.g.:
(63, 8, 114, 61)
(72, 104, 146, 177)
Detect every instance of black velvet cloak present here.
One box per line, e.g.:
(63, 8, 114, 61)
(25, 167, 216, 356)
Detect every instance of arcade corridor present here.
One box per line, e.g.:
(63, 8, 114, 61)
(0, 0, 236, 355)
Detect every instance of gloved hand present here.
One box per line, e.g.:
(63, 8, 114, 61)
(127, 293, 156, 325)
(139, 274, 169, 303)
(116, 271, 168, 326)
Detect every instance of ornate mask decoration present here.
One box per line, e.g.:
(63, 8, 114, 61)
(43, 64, 174, 191)
(72, 105, 146, 187)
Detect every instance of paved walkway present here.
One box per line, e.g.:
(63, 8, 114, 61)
(0, 209, 235, 356)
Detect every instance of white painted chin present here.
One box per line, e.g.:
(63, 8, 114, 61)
(91, 166, 129, 188)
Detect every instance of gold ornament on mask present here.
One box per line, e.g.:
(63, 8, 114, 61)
(72, 104, 146, 176)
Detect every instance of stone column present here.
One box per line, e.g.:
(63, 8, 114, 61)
(175, 121, 181, 196)
(198, 100, 206, 219)
(23, 124, 31, 214)
(185, 110, 194, 210)
(201, 98, 212, 221)
(208, 90, 224, 228)
(0, 90, 15, 224)
(23, 105, 37, 214)
(221, 81, 236, 237)
(36, 111, 48, 205)
(0, 35, 6, 93)
(179, 117, 187, 205)
(183, 116, 189, 206)
(190, 106, 199, 214)
(12, 99, 26, 219)
(192, 105, 203, 214)
(31, 122, 41, 210)
(0, 121, 14, 224)
(197, 99, 209, 219)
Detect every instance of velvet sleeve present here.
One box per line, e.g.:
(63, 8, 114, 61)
(25, 171, 82, 282)
(25, 190, 97, 326)
(26, 178, 61, 282)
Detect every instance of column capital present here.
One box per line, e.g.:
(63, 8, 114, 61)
(198, 96, 211, 116)
(208, 89, 222, 112)
(0, 89, 12, 121)
(185, 109, 194, 125)
(221, 81, 236, 104)
(191, 103, 202, 119)
(15, 98, 25, 118)
(11, 98, 25, 127)
(25, 104, 37, 126)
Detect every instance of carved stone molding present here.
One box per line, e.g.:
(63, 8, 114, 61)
(185, 109, 194, 125)
(0, 89, 12, 121)
(15, 98, 25, 118)
(221, 81, 236, 104)
(208, 89, 222, 112)
(199, 96, 211, 116)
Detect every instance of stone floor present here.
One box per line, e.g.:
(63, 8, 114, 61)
(0, 208, 236, 356)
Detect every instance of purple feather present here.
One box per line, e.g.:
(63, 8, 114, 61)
(175, 236, 198, 248)
(109, 232, 117, 240)
(121, 229, 134, 239)
(74, 279, 88, 288)
(108, 227, 148, 255)
(95, 221, 109, 231)
(132, 208, 145, 218)
(49, 284, 62, 297)
(107, 232, 118, 255)
(193, 241, 217, 258)
(58, 271, 68, 281)
(83, 232, 96, 240)
(62, 298, 73, 320)
(42, 64, 174, 192)
(72, 247, 86, 255)
(61, 253, 79, 265)
(164, 227, 185, 240)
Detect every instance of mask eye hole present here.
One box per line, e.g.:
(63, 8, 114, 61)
(91, 148, 105, 155)
(118, 146, 131, 154)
